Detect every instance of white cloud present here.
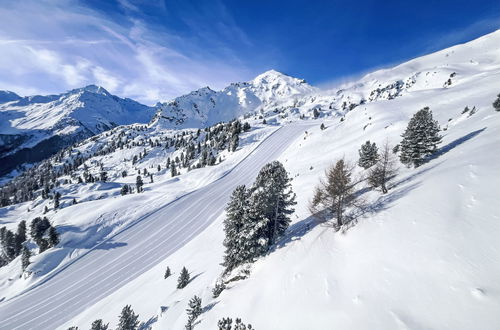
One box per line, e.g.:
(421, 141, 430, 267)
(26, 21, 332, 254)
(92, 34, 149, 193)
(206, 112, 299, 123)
(0, 0, 256, 104)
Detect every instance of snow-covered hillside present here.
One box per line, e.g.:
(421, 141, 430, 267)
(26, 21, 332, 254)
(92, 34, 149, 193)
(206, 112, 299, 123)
(0, 29, 499, 330)
(0, 85, 154, 176)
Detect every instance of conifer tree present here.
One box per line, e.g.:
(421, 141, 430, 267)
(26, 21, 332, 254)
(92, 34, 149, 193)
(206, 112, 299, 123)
(493, 93, 500, 111)
(222, 185, 249, 271)
(117, 305, 139, 330)
(14, 220, 27, 255)
(399, 107, 442, 167)
(185, 295, 202, 330)
(171, 163, 177, 177)
(177, 266, 190, 289)
(54, 192, 61, 209)
(251, 161, 296, 245)
(3, 230, 16, 261)
(164, 266, 171, 279)
(48, 226, 60, 247)
(136, 176, 143, 193)
(21, 245, 31, 272)
(310, 159, 357, 227)
(121, 185, 129, 196)
(368, 141, 398, 194)
(357, 141, 379, 169)
(90, 319, 109, 330)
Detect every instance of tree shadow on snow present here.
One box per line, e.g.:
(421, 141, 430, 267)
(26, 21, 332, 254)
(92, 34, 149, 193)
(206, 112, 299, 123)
(426, 127, 486, 163)
(203, 301, 219, 313)
(139, 315, 158, 330)
(271, 214, 320, 252)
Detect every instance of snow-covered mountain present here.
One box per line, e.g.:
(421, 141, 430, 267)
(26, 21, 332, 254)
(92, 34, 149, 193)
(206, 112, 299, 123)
(0, 30, 499, 330)
(0, 85, 155, 176)
(152, 69, 317, 127)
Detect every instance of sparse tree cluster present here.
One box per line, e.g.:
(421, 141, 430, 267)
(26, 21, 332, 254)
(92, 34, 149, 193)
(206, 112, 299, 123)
(0, 119, 250, 207)
(0, 221, 29, 268)
(30, 217, 59, 253)
(217, 317, 254, 330)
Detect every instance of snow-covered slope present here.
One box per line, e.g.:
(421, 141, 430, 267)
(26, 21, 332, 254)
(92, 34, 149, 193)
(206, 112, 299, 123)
(152, 70, 317, 128)
(0, 29, 499, 330)
(0, 85, 154, 176)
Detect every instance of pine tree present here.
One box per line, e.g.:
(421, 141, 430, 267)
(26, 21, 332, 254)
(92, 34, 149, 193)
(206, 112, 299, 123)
(14, 220, 27, 255)
(117, 305, 139, 330)
(229, 134, 239, 152)
(171, 163, 177, 177)
(177, 266, 190, 289)
(44, 206, 49, 214)
(309, 159, 357, 227)
(100, 171, 108, 182)
(48, 226, 60, 247)
(399, 107, 442, 167)
(21, 245, 31, 272)
(493, 93, 500, 111)
(251, 161, 296, 246)
(357, 141, 379, 169)
(121, 185, 129, 196)
(54, 192, 60, 209)
(72, 198, 77, 205)
(320, 123, 326, 130)
(185, 295, 202, 330)
(217, 317, 253, 330)
(90, 319, 109, 330)
(222, 185, 249, 271)
(368, 141, 398, 194)
(136, 176, 143, 193)
(3, 230, 16, 261)
(212, 280, 226, 298)
(164, 266, 171, 279)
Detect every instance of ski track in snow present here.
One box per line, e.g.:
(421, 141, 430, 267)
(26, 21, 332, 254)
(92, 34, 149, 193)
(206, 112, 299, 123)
(0, 123, 314, 330)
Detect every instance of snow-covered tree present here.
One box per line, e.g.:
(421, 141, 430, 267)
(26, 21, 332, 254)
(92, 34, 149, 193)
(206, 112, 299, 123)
(136, 176, 143, 193)
(185, 295, 202, 330)
(251, 161, 296, 245)
(54, 192, 61, 209)
(310, 159, 357, 227)
(121, 185, 129, 196)
(177, 266, 190, 289)
(357, 141, 379, 169)
(21, 245, 31, 272)
(48, 226, 60, 247)
(367, 141, 398, 194)
(171, 163, 177, 177)
(212, 280, 226, 298)
(217, 317, 253, 330)
(14, 220, 27, 255)
(222, 162, 296, 272)
(222, 185, 249, 271)
(399, 107, 442, 167)
(117, 305, 139, 330)
(90, 319, 109, 330)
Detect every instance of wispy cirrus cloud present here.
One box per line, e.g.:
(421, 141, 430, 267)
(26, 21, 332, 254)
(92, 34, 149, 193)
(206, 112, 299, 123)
(0, 0, 259, 104)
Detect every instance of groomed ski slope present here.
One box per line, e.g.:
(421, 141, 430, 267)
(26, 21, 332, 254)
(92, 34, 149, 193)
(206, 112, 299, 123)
(0, 122, 313, 330)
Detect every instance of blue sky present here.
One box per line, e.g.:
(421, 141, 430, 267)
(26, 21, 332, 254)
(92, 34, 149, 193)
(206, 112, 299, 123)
(0, 0, 499, 104)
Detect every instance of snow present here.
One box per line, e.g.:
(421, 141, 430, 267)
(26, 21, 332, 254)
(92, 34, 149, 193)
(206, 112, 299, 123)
(0, 85, 155, 157)
(0, 29, 499, 330)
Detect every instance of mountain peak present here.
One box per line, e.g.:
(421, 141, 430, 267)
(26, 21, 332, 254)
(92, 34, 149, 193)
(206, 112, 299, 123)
(253, 69, 290, 81)
(70, 85, 111, 96)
